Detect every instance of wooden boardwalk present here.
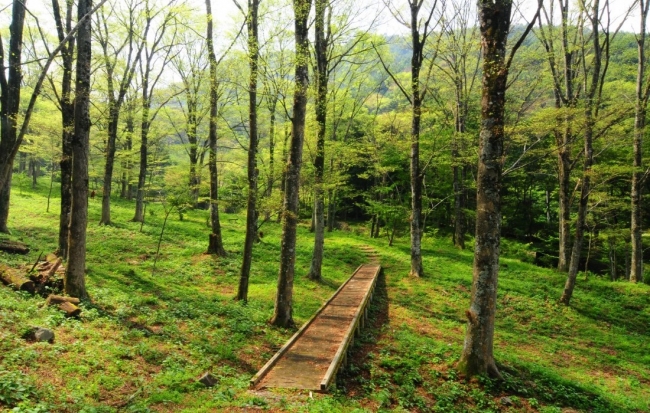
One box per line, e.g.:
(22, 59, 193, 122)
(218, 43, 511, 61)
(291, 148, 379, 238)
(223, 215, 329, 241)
(251, 263, 381, 392)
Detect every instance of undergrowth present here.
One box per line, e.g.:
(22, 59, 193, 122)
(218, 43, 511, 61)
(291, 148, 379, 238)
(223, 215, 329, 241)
(1, 184, 649, 412)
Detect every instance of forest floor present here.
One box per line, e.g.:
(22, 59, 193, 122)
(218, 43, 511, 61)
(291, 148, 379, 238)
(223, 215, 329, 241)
(1, 184, 649, 413)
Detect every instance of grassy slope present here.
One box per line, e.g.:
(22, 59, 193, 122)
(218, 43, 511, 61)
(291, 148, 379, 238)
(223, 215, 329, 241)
(0, 184, 648, 413)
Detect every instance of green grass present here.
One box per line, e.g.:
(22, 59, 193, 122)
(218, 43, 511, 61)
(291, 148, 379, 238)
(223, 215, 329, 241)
(1, 183, 649, 412)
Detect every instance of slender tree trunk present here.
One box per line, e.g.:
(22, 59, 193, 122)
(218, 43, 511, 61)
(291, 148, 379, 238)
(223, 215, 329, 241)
(561, 122, 594, 304)
(133, 111, 148, 222)
(453, 83, 466, 249)
(239, 0, 260, 301)
(557, 141, 572, 271)
(121, 115, 133, 199)
(630, 0, 649, 283)
(205, 0, 227, 256)
(99, 110, 119, 225)
(458, 0, 520, 379)
(327, 188, 336, 231)
(267, 102, 276, 197)
(277, 126, 289, 223)
(608, 238, 617, 281)
(271, 0, 312, 327)
(65, 0, 92, 300)
(53, 0, 75, 257)
(0, 0, 27, 233)
(308, 0, 328, 282)
(560, 0, 604, 305)
(408, 1, 425, 278)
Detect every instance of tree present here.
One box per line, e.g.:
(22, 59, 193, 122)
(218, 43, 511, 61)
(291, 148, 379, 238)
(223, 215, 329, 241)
(238, 0, 261, 301)
(307, 0, 328, 282)
(50, 0, 76, 257)
(270, 0, 312, 328)
(133, 0, 180, 223)
(95, 1, 147, 225)
(0, 0, 27, 234)
(560, 0, 614, 305)
(536, 0, 585, 272)
(205, 0, 227, 256)
(436, 0, 480, 249)
(65, 0, 92, 300)
(630, 0, 649, 283)
(381, 0, 439, 277)
(170, 36, 210, 205)
(457, 0, 538, 378)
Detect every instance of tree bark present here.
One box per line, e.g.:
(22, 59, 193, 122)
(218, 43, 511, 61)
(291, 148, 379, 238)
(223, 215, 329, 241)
(271, 0, 312, 328)
(0, 0, 27, 233)
(630, 0, 649, 283)
(408, 0, 426, 278)
(308, 0, 328, 282)
(458, 0, 516, 379)
(52, 0, 75, 257)
(560, 0, 604, 306)
(65, 0, 92, 300)
(204, 1, 227, 257)
(239, 0, 261, 301)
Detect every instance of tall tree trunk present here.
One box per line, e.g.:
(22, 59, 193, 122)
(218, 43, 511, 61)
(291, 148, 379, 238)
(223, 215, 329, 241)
(453, 78, 467, 249)
(557, 135, 572, 271)
(308, 0, 328, 282)
(53, 0, 75, 257)
(267, 100, 276, 198)
(187, 108, 200, 204)
(408, 1, 425, 278)
(560, 0, 604, 305)
(458, 0, 524, 379)
(0, 0, 27, 233)
(133, 109, 148, 222)
(538, 0, 578, 272)
(239, 0, 260, 301)
(97, 9, 145, 225)
(630, 0, 649, 283)
(65, 0, 92, 300)
(271, 0, 312, 328)
(205, 0, 226, 257)
(100, 110, 119, 225)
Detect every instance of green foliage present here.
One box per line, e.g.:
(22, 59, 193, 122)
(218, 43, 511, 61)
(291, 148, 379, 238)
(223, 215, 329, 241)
(0, 370, 38, 407)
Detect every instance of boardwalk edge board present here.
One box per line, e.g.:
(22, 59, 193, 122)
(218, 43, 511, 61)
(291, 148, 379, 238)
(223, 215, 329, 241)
(320, 265, 380, 391)
(249, 265, 365, 389)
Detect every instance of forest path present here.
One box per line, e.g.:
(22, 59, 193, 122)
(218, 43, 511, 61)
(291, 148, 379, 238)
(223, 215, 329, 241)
(251, 263, 381, 392)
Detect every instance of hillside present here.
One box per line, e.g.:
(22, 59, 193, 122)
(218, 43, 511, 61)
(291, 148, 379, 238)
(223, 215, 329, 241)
(1, 185, 649, 412)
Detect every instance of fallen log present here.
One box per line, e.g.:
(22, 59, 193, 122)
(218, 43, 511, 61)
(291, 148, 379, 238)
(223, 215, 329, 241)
(45, 295, 81, 317)
(0, 240, 30, 254)
(45, 294, 80, 305)
(46, 258, 62, 278)
(57, 301, 82, 317)
(0, 264, 35, 293)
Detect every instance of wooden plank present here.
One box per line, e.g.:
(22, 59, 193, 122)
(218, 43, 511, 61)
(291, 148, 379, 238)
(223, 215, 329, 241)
(249, 265, 364, 388)
(320, 265, 380, 391)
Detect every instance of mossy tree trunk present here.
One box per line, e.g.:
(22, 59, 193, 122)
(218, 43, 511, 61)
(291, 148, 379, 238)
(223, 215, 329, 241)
(271, 0, 312, 328)
(630, 0, 650, 284)
(0, 0, 26, 234)
(239, 0, 261, 301)
(205, 0, 227, 257)
(458, 0, 537, 378)
(65, 0, 92, 300)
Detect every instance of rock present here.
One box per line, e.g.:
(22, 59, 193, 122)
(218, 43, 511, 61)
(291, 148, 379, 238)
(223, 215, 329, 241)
(34, 327, 54, 342)
(198, 372, 217, 387)
(500, 396, 513, 406)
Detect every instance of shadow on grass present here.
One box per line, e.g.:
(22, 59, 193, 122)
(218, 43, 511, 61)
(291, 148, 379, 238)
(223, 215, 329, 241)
(337, 269, 389, 392)
(489, 361, 624, 412)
